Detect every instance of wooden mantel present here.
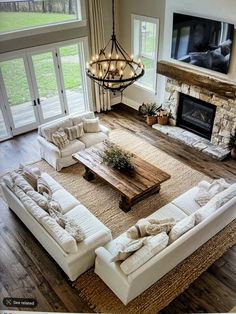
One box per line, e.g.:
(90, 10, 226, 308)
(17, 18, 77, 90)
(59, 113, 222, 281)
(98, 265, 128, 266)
(157, 60, 236, 100)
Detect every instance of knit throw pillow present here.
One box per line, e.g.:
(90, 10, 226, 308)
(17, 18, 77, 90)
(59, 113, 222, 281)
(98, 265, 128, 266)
(65, 123, 84, 141)
(37, 176, 52, 197)
(18, 164, 41, 190)
(51, 128, 69, 149)
(83, 117, 100, 133)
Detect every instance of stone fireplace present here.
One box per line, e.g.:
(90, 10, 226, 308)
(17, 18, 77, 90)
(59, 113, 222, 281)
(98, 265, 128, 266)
(154, 60, 236, 160)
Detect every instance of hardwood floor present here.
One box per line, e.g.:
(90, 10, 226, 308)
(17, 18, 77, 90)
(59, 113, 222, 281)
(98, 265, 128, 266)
(0, 104, 235, 313)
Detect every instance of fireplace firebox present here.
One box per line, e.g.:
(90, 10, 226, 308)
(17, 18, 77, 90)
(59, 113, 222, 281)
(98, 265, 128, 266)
(177, 94, 216, 140)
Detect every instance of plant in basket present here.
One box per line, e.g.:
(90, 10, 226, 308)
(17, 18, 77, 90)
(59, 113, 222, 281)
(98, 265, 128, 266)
(138, 103, 162, 125)
(157, 109, 169, 125)
(100, 140, 134, 173)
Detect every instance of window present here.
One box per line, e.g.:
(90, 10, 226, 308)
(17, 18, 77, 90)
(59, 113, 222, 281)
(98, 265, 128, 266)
(0, 0, 82, 34)
(132, 15, 159, 92)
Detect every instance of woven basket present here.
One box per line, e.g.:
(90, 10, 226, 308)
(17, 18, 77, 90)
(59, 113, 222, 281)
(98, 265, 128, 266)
(158, 116, 169, 125)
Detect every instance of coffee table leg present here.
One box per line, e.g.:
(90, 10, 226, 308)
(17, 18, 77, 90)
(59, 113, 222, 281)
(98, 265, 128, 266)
(119, 196, 132, 212)
(83, 166, 95, 181)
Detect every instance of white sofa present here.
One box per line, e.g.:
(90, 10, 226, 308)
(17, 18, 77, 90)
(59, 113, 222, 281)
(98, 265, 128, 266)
(1, 172, 112, 281)
(38, 111, 110, 171)
(95, 180, 236, 305)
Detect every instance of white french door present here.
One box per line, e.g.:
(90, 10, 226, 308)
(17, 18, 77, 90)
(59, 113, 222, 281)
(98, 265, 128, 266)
(0, 38, 91, 140)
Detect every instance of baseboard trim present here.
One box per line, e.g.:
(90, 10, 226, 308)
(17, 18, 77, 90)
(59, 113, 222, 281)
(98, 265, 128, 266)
(111, 96, 140, 111)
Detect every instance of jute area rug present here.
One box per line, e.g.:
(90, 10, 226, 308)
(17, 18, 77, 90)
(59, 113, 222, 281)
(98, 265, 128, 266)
(3, 129, 236, 313)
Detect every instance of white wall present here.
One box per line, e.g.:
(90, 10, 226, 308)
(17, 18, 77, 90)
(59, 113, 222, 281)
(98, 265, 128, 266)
(163, 0, 236, 80)
(117, 0, 166, 109)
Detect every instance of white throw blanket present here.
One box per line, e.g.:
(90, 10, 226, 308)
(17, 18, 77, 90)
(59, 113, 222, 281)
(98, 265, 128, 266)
(194, 178, 230, 206)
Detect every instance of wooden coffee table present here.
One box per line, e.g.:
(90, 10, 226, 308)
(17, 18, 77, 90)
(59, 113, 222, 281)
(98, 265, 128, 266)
(73, 143, 171, 212)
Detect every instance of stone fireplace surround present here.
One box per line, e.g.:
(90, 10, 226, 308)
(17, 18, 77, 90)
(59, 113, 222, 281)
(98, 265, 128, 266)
(153, 61, 236, 160)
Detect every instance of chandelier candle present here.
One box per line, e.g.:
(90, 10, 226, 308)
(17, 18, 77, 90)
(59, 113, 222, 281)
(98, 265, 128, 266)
(86, 0, 145, 94)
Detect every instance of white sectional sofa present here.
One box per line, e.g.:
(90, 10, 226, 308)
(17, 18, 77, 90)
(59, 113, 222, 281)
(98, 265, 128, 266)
(38, 111, 110, 171)
(1, 172, 112, 281)
(95, 180, 236, 305)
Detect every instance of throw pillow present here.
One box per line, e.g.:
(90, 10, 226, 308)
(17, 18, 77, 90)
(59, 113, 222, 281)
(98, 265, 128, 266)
(46, 195, 62, 213)
(83, 117, 100, 133)
(48, 207, 66, 228)
(127, 217, 175, 239)
(37, 176, 52, 196)
(120, 232, 169, 275)
(51, 128, 69, 149)
(195, 178, 230, 206)
(64, 123, 84, 141)
(169, 215, 195, 243)
(111, 238, 146, 262)
(65, 220, 85, 242)
(18, 164, 41, 189)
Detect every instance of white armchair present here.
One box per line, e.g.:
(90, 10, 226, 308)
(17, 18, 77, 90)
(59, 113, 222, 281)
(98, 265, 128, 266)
(38, 112, 110, 171)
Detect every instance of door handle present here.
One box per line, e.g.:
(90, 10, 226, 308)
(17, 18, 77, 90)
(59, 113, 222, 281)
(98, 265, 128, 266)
(33, 100, 37, 106)
(37, 98, 41, 105)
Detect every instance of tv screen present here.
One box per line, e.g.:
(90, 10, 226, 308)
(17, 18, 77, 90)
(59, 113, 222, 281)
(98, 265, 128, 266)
(171, 13, 234, 74)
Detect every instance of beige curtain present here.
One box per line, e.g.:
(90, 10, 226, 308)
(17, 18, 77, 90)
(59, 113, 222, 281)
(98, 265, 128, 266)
(88, 0, 111, 112)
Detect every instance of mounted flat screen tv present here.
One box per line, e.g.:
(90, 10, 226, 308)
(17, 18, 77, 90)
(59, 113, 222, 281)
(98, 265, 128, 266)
(171, 13, 234, 74)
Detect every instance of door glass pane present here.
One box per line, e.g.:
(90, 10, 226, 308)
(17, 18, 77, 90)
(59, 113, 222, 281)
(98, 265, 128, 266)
(59, 44, 86, 114)
(0, 107, 8, 140)
(0, 59, 37, 128)
(32, 52, 62, 120)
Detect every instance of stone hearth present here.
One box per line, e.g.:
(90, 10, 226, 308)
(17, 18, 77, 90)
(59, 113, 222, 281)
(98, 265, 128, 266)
(154, 61, 236, 160)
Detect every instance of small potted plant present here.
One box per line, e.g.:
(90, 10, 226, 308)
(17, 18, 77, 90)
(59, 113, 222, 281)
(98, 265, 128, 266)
(228, 129, 236, 160)
(157, 109, 169, 125)
(139, 103, 162, 126)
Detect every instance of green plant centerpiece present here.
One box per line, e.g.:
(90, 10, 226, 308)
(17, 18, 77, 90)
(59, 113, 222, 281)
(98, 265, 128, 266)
(100, 140, 134, 173)
(228, 129, 236, 160)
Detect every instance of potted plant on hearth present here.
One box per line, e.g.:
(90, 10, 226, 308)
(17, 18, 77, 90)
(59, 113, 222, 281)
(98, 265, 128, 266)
(228, 129, 236, 160)
(139, 103, 162, 126)
(157, 109, 169, 125)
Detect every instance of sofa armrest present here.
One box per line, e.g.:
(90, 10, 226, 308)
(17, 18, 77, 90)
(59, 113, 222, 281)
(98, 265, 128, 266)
(95, 247, 129, 283)
(99, 124, 110, 136)
(37, 136, 61, 157)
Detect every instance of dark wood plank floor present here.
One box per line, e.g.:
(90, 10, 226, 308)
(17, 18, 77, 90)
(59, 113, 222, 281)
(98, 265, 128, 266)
(0, 104, 235, 313)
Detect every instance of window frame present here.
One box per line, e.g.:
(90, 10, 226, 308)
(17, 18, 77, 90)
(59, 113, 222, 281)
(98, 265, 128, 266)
(0, 0, 86, 41)
(131, 14, 159, 93)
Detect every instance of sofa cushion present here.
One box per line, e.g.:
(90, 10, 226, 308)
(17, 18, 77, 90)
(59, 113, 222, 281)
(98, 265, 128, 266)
(64, 204, 107, 239)
(60, 139, 85, 158)
(83, 117, 100, 133)
(171, 183, 211, 215)
(148, 203, 187, 221)
(40, 173, 62, 194)
(52, 128, 70, 149)
(71, 111, 95, 126)
(40, 117, 73, 142)
(52, 189, 80, 214)
(169, 215, 195, 243)
(41, 216, 78, 253)
(65, 123, 84, 141)
(37, 176, 53, 196)
(13, 185, 48, 222)
(120, 232, 169, 275)
(79, 132, 107, 148)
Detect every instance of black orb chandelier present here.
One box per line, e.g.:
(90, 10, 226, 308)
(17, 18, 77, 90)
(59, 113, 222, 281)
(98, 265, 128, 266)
(86, 0, 145, 94)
